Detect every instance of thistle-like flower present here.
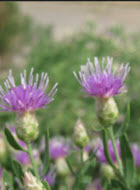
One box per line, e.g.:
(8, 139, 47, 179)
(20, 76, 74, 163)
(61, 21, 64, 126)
(0, 68, 58, 113)
(73, 57, 130, 98)
(49, 137, 70, 159)
(74, 57, 130, 127)
(0, 68, 58, 142)
(49, 137, 70, 176)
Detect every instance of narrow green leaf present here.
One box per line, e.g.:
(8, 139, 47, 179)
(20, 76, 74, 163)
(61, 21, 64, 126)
(134, 184, 140, 190)
(4, 128, 25, 151)
(102, 129, 116, 170)
(42, 128, 50, 176)
(116, 104, 130, 138)
(107, 179, 126, 190)
(12, 160, 24, 184)
(3, 169, 14, 190)
(43, 180, 51, 190)
(111, 179, 126, 190)
(120, 134, 135, 185)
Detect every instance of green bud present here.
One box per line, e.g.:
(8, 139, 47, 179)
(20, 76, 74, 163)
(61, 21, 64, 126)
(100, 164, 115, 180)
(0, 136, 7, 163)
(73, 119, 89, 149)
(16, 112, 39, 143)
(96, 97, 119, 127)
(23, 172, 45, 190)
(56, 158, 69, 176)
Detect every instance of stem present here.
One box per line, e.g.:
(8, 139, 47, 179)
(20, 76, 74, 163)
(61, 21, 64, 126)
(80, 149, 84, 164)
(107, 127, 123, 175)
(27, 143, 40, 179)
(66, 157, 76, 176)
(42, 128, 50, 177)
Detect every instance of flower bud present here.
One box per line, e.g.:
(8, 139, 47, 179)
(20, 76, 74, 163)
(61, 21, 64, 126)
(16, 112, 39, 143)
(23, 172, 45, 190)
(55, 158, 69, 176)
(100, 164, 115, 180)
(73, 119, 89, 149)
(0, 135, 7, 163)
(96, 97, 119, 127)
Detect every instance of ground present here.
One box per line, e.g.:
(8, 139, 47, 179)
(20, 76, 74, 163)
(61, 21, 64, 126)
(18, 2, 140, 39)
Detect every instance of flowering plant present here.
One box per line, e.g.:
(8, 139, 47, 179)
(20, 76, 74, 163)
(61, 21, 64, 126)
(0, 57, 140, 190)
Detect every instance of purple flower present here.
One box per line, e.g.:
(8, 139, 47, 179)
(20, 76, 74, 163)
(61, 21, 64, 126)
(16, 151, 30, 165)
(49, 137, 70, 159)
(96, 139, 120, 164)
(73, 57, 130, 98)
(16, 150, 39, 166)
(131, 144, 140, 168)
(0, 68, 58, 114)
(95, 139, 140, 168)
(42, 168, 56, 187)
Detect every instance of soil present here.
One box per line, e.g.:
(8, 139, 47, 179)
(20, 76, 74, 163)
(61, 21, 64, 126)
(18, 2, 140, 39)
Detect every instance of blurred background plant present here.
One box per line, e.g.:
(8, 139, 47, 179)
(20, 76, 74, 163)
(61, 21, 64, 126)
(0, 2, 140, 146)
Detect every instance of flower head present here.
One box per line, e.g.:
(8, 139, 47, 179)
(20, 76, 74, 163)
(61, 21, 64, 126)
(49, 137, 70, 159)
(73, 57, 130, 98)
(0, 68, 58, 114)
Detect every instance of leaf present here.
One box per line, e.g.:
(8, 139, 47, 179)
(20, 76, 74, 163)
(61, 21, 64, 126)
(134, 184, 140, 190)
(42, 128, 50, 176)
(102, 129, 116, 170)
(27, 167, 35, 176)
(3, 169, 14, 190)
(111, 179, 126, 190)
(79, 175, 92, 185)
(43, 180, 51, 190)
(116, 104, 130, 138)
(4, 127, 25, 151)
(120, 134, 135, 185)
(12, 160, 24, 184)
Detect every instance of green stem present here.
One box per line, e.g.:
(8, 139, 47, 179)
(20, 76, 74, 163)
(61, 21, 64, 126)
(27, 143, 40, 179)
(107, 127, 123, 175)
(66, 157, 76, 176)
(80, 149, 84, 164)
(102, 129, 117, 170)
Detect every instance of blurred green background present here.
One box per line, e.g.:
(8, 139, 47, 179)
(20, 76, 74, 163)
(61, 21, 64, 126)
(0, 2, 140, 142)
